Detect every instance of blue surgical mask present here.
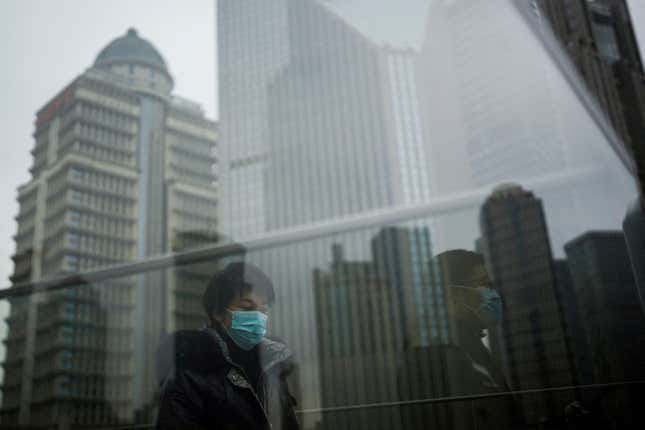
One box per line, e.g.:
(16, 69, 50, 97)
(477, 288, 503, 326)
(227, 309, 268, 350)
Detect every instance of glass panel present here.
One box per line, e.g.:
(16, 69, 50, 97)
(2, 1, 645, 429)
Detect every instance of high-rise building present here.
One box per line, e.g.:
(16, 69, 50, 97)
(218, 2, 437, 426)
(314, 229, 517, 430)
(533, 0, 645, 194)
(370, 227, 441, 348)
(313, 227, 438, 430)
(564, 230, 645, 427)
(218, 0, 433, 238)
(313, 244, 403, 430)
(1, 29, 217, 427)
(217, 0, 291, 239)
(553, 259, 594, 387)
(479, 184, 577, 424)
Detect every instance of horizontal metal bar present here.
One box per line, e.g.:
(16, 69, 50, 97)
(294, 379, 645, 415)
(84, 379, 645, 430)
(0, 167, 599, 299)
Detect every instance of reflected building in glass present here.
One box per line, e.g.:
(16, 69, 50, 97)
(313, 243, 402, 430)
(533, 0, 645, 193)
(219, 1, 641, 429)
(564, 230, 645, 427)
(313, 226, 437, 430)
(479, 184, 577, 424)
(1, 29, 217, 427)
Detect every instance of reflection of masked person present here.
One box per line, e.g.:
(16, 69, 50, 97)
(431, 250, 516, 428)
(450, 286, 502, 328)
(447, 285, 506, 389)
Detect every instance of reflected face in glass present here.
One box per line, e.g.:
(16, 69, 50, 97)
(463, 265, 493, 289)
(448, 264, 495, 328)
(218, 290, 270, 330)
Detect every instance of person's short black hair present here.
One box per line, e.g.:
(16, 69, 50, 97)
(202, 262, 275, 318)
(431, 249, 487, 287)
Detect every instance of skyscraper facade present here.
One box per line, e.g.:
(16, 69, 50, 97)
(564, 231, 645, 427)
(1, 29, 217, 427)
(534, 0, 645, 194)
(313, 246, 402, 430)
(219, 0, 433, 237)
(313, 227, 439, 430)
(217, 0, 291, 239)
(479, 184, 577, 424)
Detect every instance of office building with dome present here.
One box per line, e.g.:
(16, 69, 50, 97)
(0, 29, 217, 427)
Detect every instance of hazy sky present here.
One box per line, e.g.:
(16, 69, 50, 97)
(0, 0, 644, 289)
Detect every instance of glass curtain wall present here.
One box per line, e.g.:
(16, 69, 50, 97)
(1, 0, 644, 429)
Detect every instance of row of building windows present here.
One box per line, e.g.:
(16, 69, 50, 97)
(80, 101, 135, 132)
(174, 191, 217, 215)
(59, 324, 132, 350)
(58, 352, 132, 379)
(168, 135, 214, 159)
(79, 122, 133, 148)
(77, 140, 135, 167)
(69, 189, 133, 217)
(66, 231, 132, 260)
(69, 166, 134, 196)
(170, 163, 215, 186)
(174, 214, 218, 234)
(170, 152, 214, 177)
(60, 285, 134, 312)
(66, 209, 133, 238)
(63, 254, 120, 272)
(57, 375, 110, 398)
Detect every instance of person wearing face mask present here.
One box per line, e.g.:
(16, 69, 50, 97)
(156, 262, 300, 430)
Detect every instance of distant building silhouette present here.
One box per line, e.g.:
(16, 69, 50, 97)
(479, 184, 577, 424)
(553, 259, 594, 388)
(371, 227, 441, 348)
(313, 243, 403, 430)
(623, 199, 645, 316)
(564, 230, 645, 427)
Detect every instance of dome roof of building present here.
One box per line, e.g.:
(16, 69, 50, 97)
(94, 28, 169, 73)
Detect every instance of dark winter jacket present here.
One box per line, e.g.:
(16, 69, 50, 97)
(155, 327, 300, 430)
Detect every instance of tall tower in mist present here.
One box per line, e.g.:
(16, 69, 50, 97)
(1, 29, 217, 427)
(218, 0, 432, 239)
